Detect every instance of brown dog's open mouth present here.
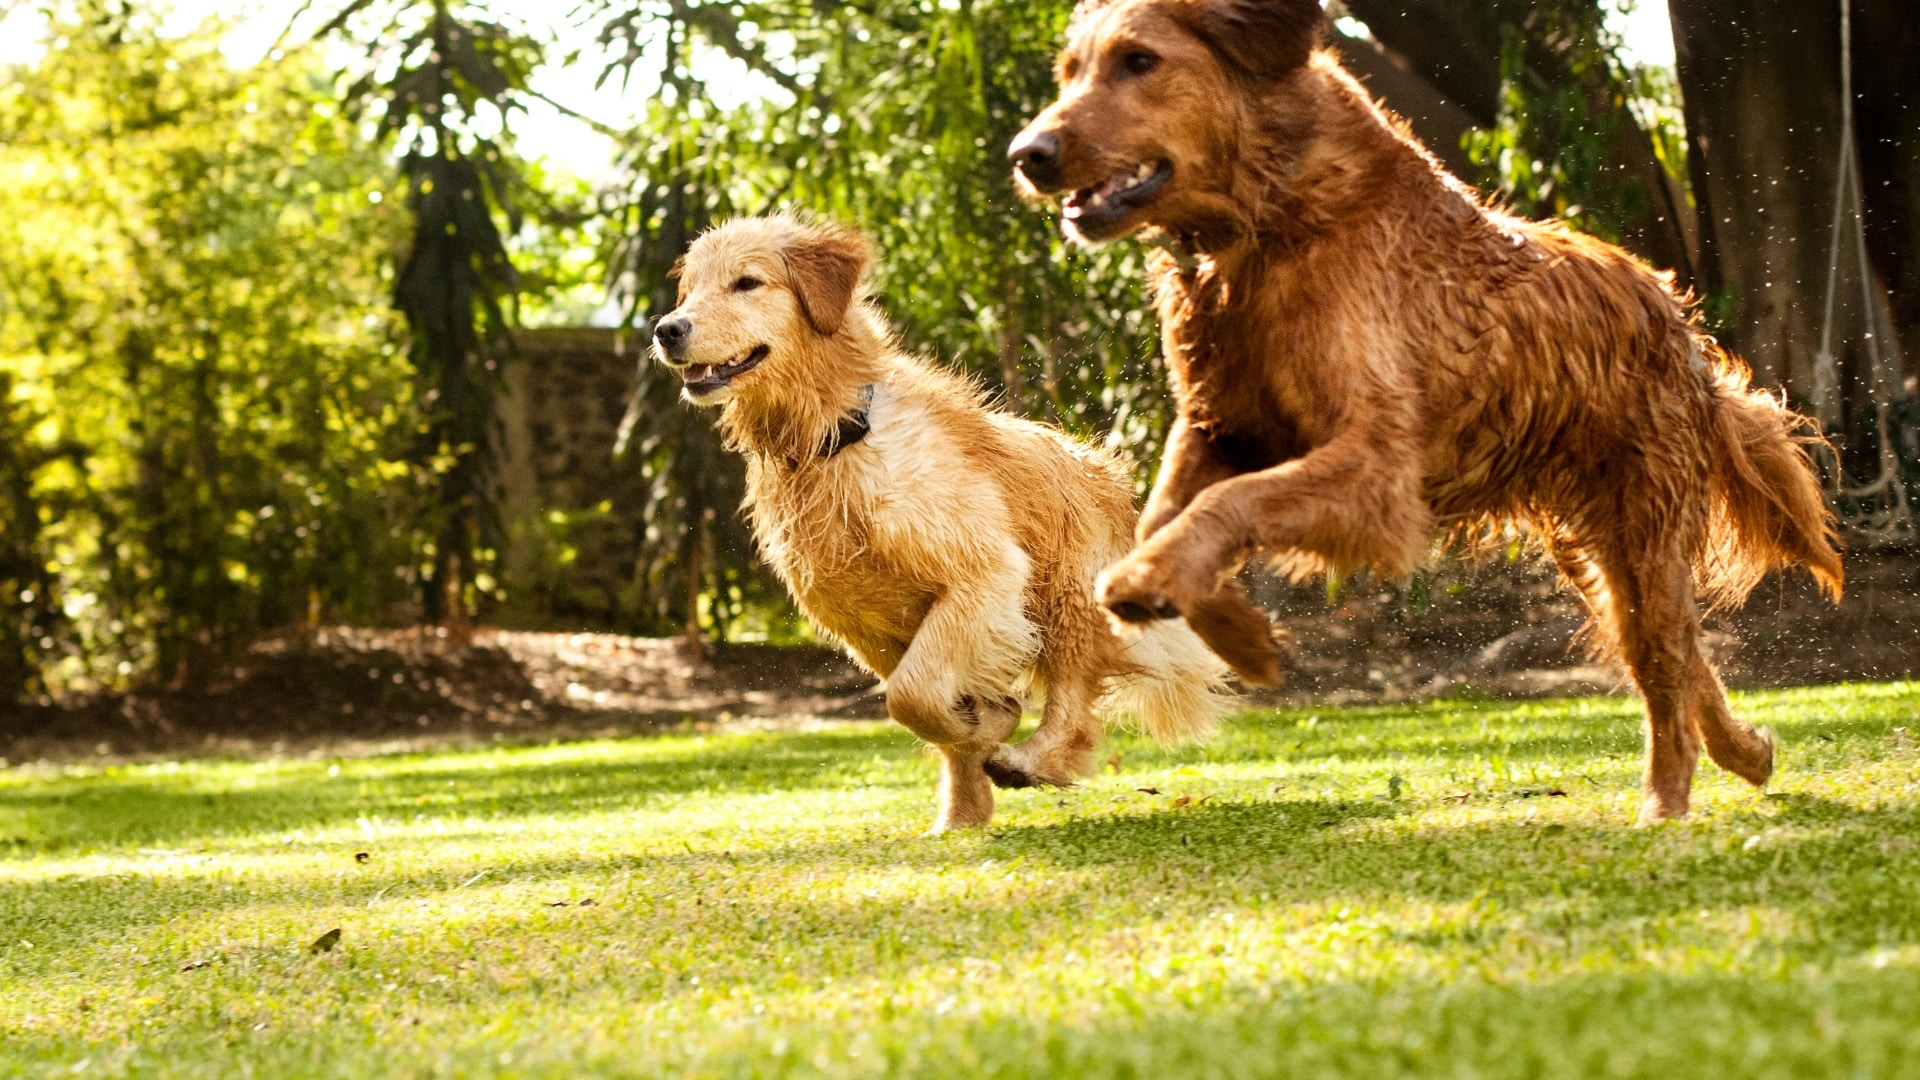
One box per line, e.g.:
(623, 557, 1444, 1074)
(680, 344, 770, 395)
(1063, 160, 1173, 231)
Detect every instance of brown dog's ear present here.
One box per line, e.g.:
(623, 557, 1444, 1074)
(1187, 0, 1323, 81)
(783, 225, 872, 337)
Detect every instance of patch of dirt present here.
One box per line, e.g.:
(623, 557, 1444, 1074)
(3, 555, 1914, 760)
(0, 628, 879, 761)
(1254, 550, 1920, 704)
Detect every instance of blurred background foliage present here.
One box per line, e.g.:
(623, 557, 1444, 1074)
(0, 0, 414, 697)
(0, 0, 1912, 700)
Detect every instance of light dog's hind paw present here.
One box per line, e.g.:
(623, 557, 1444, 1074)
(983, 744, 1079, 790)
(981, 755, 1039, 789)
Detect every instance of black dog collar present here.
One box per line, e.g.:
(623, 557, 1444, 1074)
(787, 384, 876, 468)
(821, 383, 877, 459)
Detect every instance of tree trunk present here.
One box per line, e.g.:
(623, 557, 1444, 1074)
(1669, 0, 1911, 456)
(1851, 0, 1920, 372)
(1344, 0, 1698, 287)
(1328, 29, 1481, 178)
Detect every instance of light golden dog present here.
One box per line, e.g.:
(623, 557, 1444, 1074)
(650, 214, 1234, 831)
(1009, 0, 1843, 822)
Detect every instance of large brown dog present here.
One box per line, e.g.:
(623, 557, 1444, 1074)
(651, 215, 1233, 832)
(1009, 0, 1843, 822)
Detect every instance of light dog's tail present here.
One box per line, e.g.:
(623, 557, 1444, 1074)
(1696, 339, 1845, 608)
(1098, 619, 1237, 744)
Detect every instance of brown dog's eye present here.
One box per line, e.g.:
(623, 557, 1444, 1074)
(733, 276, 763, 292)
(1121, 50, 1160, 76)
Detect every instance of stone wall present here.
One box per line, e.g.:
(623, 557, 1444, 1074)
(497, 328, 654, 629)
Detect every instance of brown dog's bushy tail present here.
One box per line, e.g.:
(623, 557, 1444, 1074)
(1100, 619, 1237, 744)
(1697, 341, 1845, 609)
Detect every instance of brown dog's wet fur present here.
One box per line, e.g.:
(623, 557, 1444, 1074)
(653, 215, 1234, 832)
(1014, 0, 1844, 823)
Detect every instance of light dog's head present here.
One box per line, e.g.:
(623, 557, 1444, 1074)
(652, 215, 874, 407)
(1007, 0, 1324, 246)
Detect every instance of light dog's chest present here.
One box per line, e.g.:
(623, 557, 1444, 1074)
(748, 401, 993, 668)
(749, 395, 984, 586)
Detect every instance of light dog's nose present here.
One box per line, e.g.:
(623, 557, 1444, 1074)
(1008, 129, 1064, 191)
(653, 316, 692, 361)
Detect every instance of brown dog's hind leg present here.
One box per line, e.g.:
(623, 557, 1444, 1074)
(1687, 653, 1775, 788)
(931, 744, 996, 833)
(1595, 544, 1705, 823)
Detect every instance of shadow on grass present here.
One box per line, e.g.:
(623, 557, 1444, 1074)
(6, 686, 1908, 858)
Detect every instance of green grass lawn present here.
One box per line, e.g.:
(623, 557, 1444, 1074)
(3, 684, 1919, 1078)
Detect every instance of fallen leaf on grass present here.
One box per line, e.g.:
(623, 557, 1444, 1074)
(353, 852, 370, 864)
(1444, 792, 1473, 804)
(1171, 795, 1193, 808)
(1135, 787, 1160, 796)
(179, 959, 214, 972)
(308, 928, 342, 954)
(578, 898, 597, 907)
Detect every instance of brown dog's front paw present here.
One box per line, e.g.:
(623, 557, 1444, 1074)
(1186, 586, 1286, 687)
(1097, 558, 1190, 625)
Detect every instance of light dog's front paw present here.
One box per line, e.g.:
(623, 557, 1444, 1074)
(957, 693, 1023, 744)
(890, 688, 1021, 746)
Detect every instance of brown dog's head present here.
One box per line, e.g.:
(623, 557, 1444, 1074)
(1008, 0, 1324, 245)
(652, 215, 874, 406)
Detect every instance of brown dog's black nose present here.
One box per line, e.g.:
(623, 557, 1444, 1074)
(1008, 129, 1063, 190)
(653, 316, 692, 360)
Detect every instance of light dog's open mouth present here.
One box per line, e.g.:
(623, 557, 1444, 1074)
(680, 344, 770, 395)
(1063, 159, 1172, 229)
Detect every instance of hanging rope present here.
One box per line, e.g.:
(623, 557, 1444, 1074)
(1811, 0, 1913, 546)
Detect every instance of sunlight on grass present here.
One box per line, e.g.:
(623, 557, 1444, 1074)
(3, 684, 1918, 1077)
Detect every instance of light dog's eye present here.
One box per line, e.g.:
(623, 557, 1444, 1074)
(733, 276, 763, 292)
(1121, 49, 1159, 76)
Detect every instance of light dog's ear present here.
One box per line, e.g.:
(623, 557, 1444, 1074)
(1187, 0, 1322, 81)
(783, 226, 872, 337)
